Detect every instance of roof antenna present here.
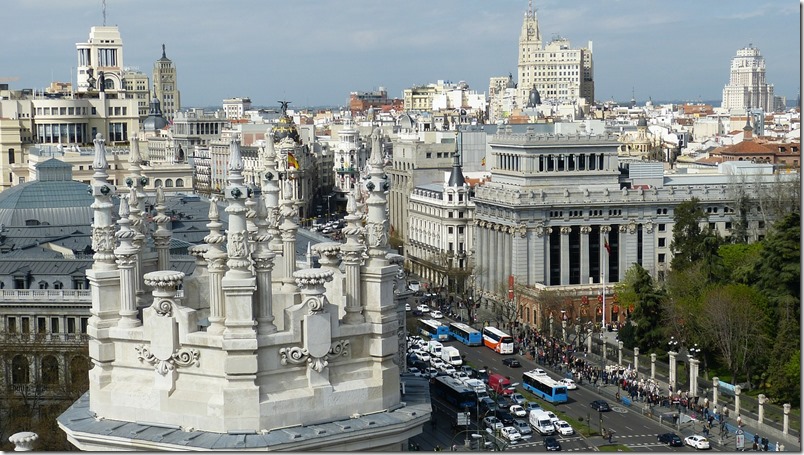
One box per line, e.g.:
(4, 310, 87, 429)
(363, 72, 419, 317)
(102, 0, 106, 26)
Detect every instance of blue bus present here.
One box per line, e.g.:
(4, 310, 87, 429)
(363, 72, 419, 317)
(431, 375, 476, 410)
(448, 322, 483, 346)
(418, 319, 449, 341)
(522, 369, 568, 404)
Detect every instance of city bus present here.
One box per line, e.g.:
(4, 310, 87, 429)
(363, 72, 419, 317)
(521, 369, 569, 404)
(418, 319, 450, 341)
(430, 375, 477, 411)
(448, 322, 483, 347)
(481, 326, 515, 354)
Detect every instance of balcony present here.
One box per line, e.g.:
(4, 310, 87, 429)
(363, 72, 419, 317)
(335, 167, 358, 175)
(0, 289, 92, 302)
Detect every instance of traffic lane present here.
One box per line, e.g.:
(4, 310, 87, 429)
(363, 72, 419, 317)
(451, 342, 696, 451)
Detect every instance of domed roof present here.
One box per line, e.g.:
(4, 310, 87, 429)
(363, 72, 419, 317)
(143, 95, 169, 131)
(272, 101, 301, 144)
(637, 116, 648, 127)
(526, 84, 541, 108)
(0, 159, 93, 227)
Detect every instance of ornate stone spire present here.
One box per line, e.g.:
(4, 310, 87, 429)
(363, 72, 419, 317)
(278, 180, 299, 292)
(223, 138, 251, 278)
(152, 186, 172, 271)
(115, 195, 140, 327)
(363, 127, 389, 267)
(203, 197, 227, 335)
(90, 134, 116, 270)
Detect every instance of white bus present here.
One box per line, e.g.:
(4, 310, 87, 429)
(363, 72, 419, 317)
(481, 326, 514, 354)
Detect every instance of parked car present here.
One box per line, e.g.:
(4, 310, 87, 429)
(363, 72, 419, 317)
(658, 433, 683, 447)
(406, 367, 422, 377)
(494, 409, 516, 426)
(684, 435, 710, 450)
(431, 310, 443, 319)
(496, 395, 510, 409)
(543, 436, 561, 451)
(558, 378, 577, 390)
(440, 365, 456, 376)
(509, 405, 526, 417)
(510, 393, 526, 405)
(512, 418, 532, 436)
(405, 303, 411, 312)
(423, 367, 439, 378)
(500, 426, 522, 444)
(411, 350, 430, 363)
(479, 397, 498, 413)
(483, 416, 503, 431)
(590, 400, 610, 412)
(555, 420, 574, 436)
(523, 401, 542, 414)
(502, 357, 521, 368)
(416, 304, 430, 313)
(430, 358, 445, 370)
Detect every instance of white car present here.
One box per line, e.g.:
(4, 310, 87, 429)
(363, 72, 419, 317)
(483, 416, 504, 431)
(411, 349, 430, 362)
(430, 358, 446, 370)
(406, 367, 422, 377)
(441, 365, 456, 376)
(531, 368, 547, 375)
(416, 304, 430, 313)
(405, 303, 411, 311)
(453, 371, 469, 381)
(423, 367, 439, 378)
(500, 426, 522, 443)
(558, 378, 578, 390)
(555, 420, 574, 436)
(431, 310, 443, 319)
(509, 405, 527, 417)
(684, 435, 710, 450)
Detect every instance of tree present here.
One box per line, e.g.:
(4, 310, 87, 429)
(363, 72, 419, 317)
(614, 264, 666, 351)
(700, 284, 768, 386)
(670, 198, 723, 279)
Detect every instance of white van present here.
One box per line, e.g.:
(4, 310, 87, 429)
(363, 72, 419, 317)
(529, 410, 556, 435)
(426, 340, 443, 357)
(440, 346, 463, 366)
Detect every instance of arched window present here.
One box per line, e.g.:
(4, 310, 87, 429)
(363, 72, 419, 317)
(69, 356, 89, 390)
(12, 355, 29, 384)
(154, 179, 163, 188)
(53, 281, 63, 290)
(175, 178, 184, 187)
(165, 179, 174, 187)
(38, 280, 48, 289)
(42, 355, 59, 385)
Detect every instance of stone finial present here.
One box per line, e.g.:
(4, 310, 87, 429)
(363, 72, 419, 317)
(144, 270, 185, 317)
(92, 133, 108, 173)
(9, 431, 38, 451)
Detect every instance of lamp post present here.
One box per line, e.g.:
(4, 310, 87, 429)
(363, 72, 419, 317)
(325, 193, 333, 221)
(668, 336, 679, 394)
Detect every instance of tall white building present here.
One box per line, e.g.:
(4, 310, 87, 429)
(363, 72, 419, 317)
(516, 3, 594, 107)
(721, 44, 774, 112)
(153, 44, 181, 122)
(75, 26, 126, 94)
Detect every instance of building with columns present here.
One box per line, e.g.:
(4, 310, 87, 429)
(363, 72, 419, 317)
(721, 44, 774, 113)
(57, 131, 426, 450)
(472, 126, 783, 329)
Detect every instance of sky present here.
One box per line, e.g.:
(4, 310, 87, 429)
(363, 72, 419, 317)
(3, 0, 800, 108)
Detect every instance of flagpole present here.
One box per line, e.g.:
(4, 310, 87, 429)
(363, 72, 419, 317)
(601, 234, 606, 331)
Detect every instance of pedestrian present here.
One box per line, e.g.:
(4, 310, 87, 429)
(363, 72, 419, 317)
(737, 415, 742, 427)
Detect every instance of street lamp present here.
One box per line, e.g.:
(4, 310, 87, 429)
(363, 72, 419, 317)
(325, 194, 333, 221)
(668, 336, 679, 393)
(688, 343, 701, 359)
(688, 343, 701, 398)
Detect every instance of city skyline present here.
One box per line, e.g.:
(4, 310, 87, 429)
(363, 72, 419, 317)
(3, 0, 800, 108)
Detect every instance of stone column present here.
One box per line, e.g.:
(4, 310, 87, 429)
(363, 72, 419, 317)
(757, 394, 767, 425)
(126, 136, 148, 307)
(204, 199, 227, 335)
(602, 332, 607, 364)
(599, 226, 611, 283)
(341, 190, 365, 324)
(618, 340, 623, 365)
(586, 328, 593, 354)
(560, 226, 571, 285)
(734, 385, 742, 417)
(363, 127, 390, 269)
(502, 227, 511, 285)
(633, 347, 639, 372)
(279, 181, 300, 293)
(561, 319, 567, 343)
(253, 182, 277, 335)
(115, 194, 140, 328)
(650, 353, 656, 379)
(712, 377, 719, 412)
(580, 226, 591, 284)
(152, 187, 172, 272)
(689, 358, 700, 397)
(668, 351, 677, 392)
(783, 403, 791, 434)
(496, 225, 504, 290)
(617, 225, 628, 282)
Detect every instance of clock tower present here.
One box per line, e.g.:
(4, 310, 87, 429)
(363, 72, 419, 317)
(518, 0, 542, 106)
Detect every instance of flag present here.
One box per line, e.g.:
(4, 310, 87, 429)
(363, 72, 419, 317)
(604, 236, 611, 255)
(481, 157, 486, 167)
(287, 152, 299, 169)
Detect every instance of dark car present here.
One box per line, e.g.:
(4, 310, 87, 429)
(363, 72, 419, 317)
(476, 368, 490, 383)
(658, 432, 683, 447)
(590, 400, 611, 412)
(479, 397, 498, 413)
(543, 436, 561, 451)
(502, 357, 521, 368)
(494, 409, 516, 426)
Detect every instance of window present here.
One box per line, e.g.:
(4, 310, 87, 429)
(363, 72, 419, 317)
(658, 224, 666, 232)
(658, 253, 666, 263)
(67, 318, 76, 334)
(448, 226, 454, 234)
(458, 226, 464, 235)
(42, 356, 59, 385)
(53, 281, 63, 290)
(165, 179, 174, 188)
(21, 317, 30, 334)
(725, 222, 732, 230)
(658, 238, 666, 248)
(7, 316, 17, 333)
(448, 212, 453, 219)
(51, 317, 60, 334)
(12, 355, 29, 384)
(80, 317, 89, 334)
(37, 317, 46, 334)
(176, 178, 184, 187)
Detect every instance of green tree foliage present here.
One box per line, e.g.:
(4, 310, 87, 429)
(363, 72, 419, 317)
(615, 264, 665, 351)
(717, 242, 763, 284)
(670, 198, 723, 280)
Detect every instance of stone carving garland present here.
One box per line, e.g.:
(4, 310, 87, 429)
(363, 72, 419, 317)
(279, 340, 351, 373)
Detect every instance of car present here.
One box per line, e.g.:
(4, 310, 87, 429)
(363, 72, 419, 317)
(512, 418, 532, 436)
(510, 393, 526, 405)
(555, 420, 574, 436)
(658, 432, 683, 447)
(523, 401, 542, 414)
(411, 350, 430, 363)
(453, 371, 469, 381)
(460, 365, 476, 377)
(483, 416, 504, 431)
(684, 435, 711, 450)
(405, 303, 411, 311)
(543, 436, 561, 451)
(502, 357, 521, 368)
(494, 409, 516, 426)
(440, 365, 456, 376)
(544, 411, 559, 426)
(509, 405, 526, 417)
(423, 367, 439, 378)
(431, 310, 443, 319)
(479, 397, 498, 413)
(430, 357, 445, 369)
(496, 395, 510, 409)
(531, 368, 547, 375)
(416, 304, 430, 313)
(500, 426, 522, 443)
(406, 367, 422, 377)
(590, 400, 611, 412)
(558, 378, 577, 390)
